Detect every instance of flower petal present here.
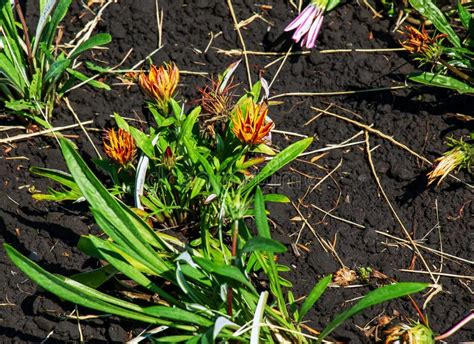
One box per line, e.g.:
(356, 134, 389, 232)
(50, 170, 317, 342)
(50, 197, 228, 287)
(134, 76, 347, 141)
(284, 4, 316, 32)
(305, 13, 324, 49)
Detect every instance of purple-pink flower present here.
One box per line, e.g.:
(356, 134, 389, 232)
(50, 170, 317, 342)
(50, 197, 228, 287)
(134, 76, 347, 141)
(284, 1, 327, 49)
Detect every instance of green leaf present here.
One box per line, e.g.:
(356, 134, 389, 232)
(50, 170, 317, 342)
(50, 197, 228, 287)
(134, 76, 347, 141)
(30, 167, 79, 191)
(44, 58, 71, 84)
(40, 0, 72, 49)
(408, 0, 461, 48)
(242, 237, 287, 254)
(180, 106, 200, 139)
(113, 112, 130, 130)
(263, 194, 290, 203)
(60, 139, 171, 274)
(409, 72, 474, 94)
(70, 264, 117, 289)
(69, 33, 111, 59)
(254, 188, 270, 239)
(87, 236, 180, 305)
(29, 68, 43, 99)
(317, 282, 429, 343)
(3, 244, 182, 327)
(85, 61, 111, 73)
(326, 0, 342, 12)
(250, 81, 261, 101)
(152, 335, 195, 343)
(298, 275, 332, 322)
(251, 144, 275, 156)
(193, 257, 256, 293)
(129, 126, 155, 158)
(242, 137, 313, 194)
(5, 99, 36, 112)
(457, 2, 471, 30)
(143, 306, 212, 327)
(183, 138, 220, 194)
(33, 0, 58, 54)
(66, 68, 110, 90)
(0, 53, 26, 93)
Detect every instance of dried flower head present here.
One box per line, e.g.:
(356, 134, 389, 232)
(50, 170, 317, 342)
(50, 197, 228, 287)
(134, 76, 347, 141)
(284, 0, 328, 49)
(427, 139, 473, 186)
(333, 267, 357, 286)
(198, 77, 236, 120)
(231, 102, 274, 146)
(384, 323, 435, 344)
(139, 63, 179, 113)
(399, 25, 446, 61)
(103, 128, 136, 166)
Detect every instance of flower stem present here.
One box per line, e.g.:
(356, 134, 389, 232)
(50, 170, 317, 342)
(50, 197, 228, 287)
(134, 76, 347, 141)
(13, 0, 34, 72)
(439, 58, 474, 84)
(435, 311, 474, 341)
(227, 219, 239, 317)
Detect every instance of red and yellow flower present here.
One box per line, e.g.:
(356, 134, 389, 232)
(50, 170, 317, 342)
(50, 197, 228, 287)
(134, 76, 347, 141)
(139, 63, 179, 113)
(231, 102, 273, 146)
(103, 128, 136, 166)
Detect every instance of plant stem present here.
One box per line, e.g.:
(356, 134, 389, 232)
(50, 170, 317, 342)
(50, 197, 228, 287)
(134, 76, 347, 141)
(227, 219, 239, 317)
(435, 311, 474, 341)
(14, 0, 34, 72)
(439, 58, 474, 84)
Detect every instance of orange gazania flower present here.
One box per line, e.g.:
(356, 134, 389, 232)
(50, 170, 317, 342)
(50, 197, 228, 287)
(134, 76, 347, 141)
(139, 63, 179, 113)
(399, 25, 446, 58)
(231, 102, 274, 145)
(103, 128, 137, 166)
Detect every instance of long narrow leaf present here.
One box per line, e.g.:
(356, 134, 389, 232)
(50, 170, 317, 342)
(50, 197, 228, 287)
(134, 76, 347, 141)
(298, 275, 332, 322)
(408, 0, 461, 47)
(69, 33, 111, 59)
(409, 72, 474, 94)
(88, 235, 180, 305)
(242, 138, 313, 194)
(3, 244, 176, 326)
(254, 188, 270, 238)
(317, 282, 429, 343)
(60, 139, 172, 274)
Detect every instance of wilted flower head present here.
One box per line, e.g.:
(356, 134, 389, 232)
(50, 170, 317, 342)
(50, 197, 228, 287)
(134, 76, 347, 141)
(427, 144, 472, 186)
(384, 323, 435, 344)
(284, 0, 328, 49)
(139, 63, 179, 113)
(103, 128, 136, 166)
(231, 101, 274, 146)
(399, 25, 446, 61)
(198, 77, 236, 120)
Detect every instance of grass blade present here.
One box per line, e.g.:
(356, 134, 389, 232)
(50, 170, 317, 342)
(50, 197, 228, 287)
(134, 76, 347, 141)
(298, 275, 332, 322)
(317, 282, 429, 343)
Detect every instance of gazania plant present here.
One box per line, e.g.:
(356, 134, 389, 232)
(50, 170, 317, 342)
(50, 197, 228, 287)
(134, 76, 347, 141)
(401, 0, 474, 94)
(400, 0, 474, 185)
(13, 62, 430, 342)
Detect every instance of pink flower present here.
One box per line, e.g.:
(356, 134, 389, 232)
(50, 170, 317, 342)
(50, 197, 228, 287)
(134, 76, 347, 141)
(284, 1, 327, 49)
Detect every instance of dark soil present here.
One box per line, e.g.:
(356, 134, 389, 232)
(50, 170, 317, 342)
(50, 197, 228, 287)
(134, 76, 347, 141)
(1, 0, 473, 342)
